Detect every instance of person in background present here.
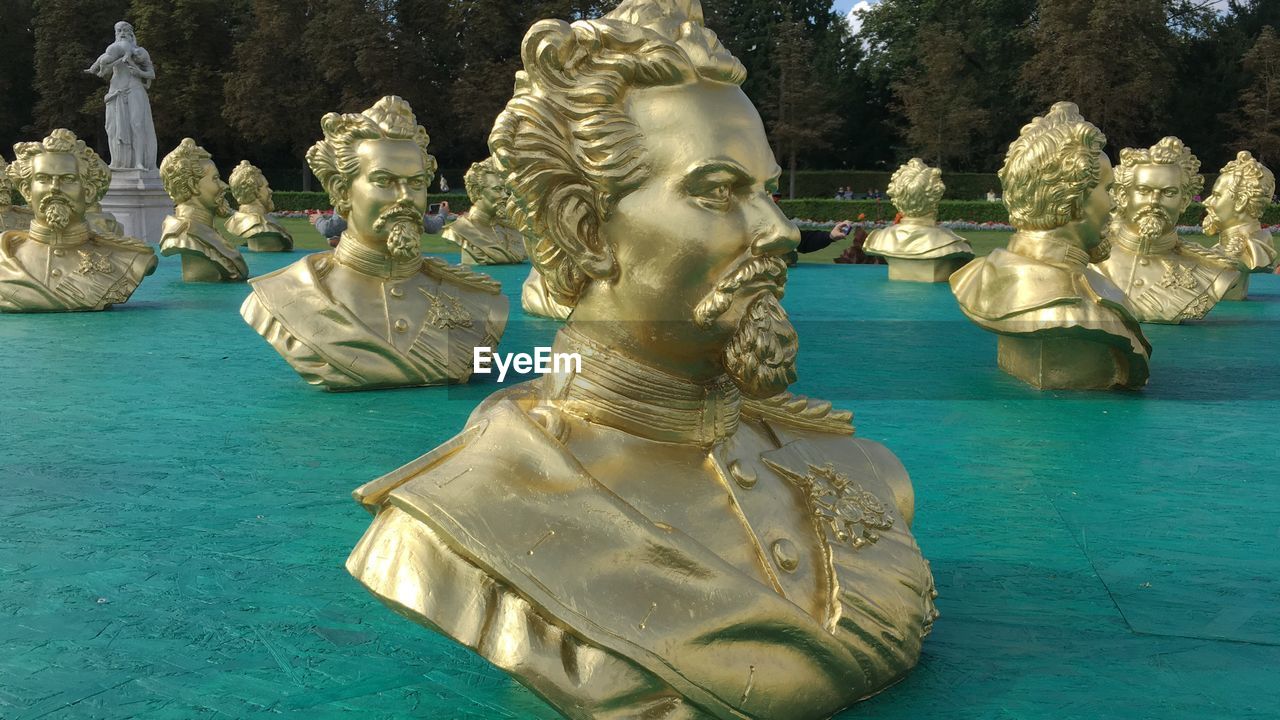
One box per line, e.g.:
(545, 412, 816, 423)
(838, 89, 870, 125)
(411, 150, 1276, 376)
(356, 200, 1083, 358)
(310, 201, 450, 248)
(772, 191, 855, 264)
(986, 190, 998, 202)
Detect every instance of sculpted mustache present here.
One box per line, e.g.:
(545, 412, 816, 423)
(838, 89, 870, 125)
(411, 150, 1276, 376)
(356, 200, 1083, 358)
(715, 256, 789, 294)
(374, 203, 422, 229)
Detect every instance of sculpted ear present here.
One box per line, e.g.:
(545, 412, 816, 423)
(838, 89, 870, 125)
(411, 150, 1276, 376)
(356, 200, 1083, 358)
(543, 183, 616, 281)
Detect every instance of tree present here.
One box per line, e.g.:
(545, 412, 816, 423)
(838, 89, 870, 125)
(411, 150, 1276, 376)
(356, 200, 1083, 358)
(1229, 27, 1280, 165)
(0, 0, 37, 150)
(1021, 0, 1175, 151)
(30, 0, 130, 157)
(891, 26, 992, 169)
(766, 19, 842, 198)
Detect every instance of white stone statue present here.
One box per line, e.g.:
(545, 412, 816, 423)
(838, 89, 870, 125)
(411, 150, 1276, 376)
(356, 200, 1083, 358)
(86, 21, 158, 171)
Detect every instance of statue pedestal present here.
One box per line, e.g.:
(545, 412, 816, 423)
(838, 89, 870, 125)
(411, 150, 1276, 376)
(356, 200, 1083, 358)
(247, 234, 292, 252)
(886, 256, 969, 282)
(1223, 273, 1250, 301)
(101, 169, 172, 245)
(997, 335, 1129, 390)
(179, 253, 238, 283)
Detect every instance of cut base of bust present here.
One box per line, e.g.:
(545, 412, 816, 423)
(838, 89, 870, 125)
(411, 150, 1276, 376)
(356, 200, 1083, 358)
(246, 234, 292, 253)
(180, 253, 244, 283)
(1223, 273, 1250, 301)
(997, 335, 1137, 390)
(886, 256, 969, 283)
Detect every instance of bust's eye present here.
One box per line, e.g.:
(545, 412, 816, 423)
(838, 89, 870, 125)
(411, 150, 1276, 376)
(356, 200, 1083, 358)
(696, 184, 733, 208)
(408, 177, 426, 189)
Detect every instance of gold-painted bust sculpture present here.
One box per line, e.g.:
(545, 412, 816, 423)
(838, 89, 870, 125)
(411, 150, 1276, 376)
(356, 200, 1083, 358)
(864, 158, 973, 281)
(521, 263, 573, 320)
(226, 160, 294, 252)
(1091, 137, 1239, 323)
(0, 158, 34, 231)
(346, 3, 937, 717)
(241, 96, 508, 391)
(1203, 150, 1275, 300)
(159, 138, 249, 282)
(950, 102, 1151, 389)
(442, 157, 527, 264)
(0, 129, 156, 312)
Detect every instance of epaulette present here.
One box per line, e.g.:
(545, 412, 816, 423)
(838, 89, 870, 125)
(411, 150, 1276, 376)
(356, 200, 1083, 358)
(1178, 240, 1241, 270)
(0, 229, 27, 258)
(741, 391, 855, 435)
(422, 256, 502, 294)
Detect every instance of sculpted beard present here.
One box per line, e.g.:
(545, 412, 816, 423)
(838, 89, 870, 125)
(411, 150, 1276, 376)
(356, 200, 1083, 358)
(1134, 206, 1169, 241)
(38, 192, 74, 230)
(1201, 204, 1219, 236)
(374, 202, 424, 260)
(694, 256, 798, 398)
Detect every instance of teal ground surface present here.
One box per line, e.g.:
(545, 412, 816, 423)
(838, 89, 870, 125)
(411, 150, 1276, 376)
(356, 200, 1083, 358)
(1, 251, 1278, 719)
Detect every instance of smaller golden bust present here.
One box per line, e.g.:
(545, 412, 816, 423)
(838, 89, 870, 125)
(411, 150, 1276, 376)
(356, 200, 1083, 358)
(521, 264, 572, 319)
(0, 158, 34, 231)
(951, 102, 1151, 389)
(864, 158, 973, 281)
(226, 160, 294, 252)
(442, 157, 527, 264)
(0, 128, 156, 313)
(1203, 150, 1275, 300)
(241, 96, 508, 391)
(159, 138, 249, 282)
(1091, 137, 1239, 323)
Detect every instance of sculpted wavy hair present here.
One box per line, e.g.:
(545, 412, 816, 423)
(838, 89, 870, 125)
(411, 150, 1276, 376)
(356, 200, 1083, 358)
(9, 128, 111, 205)
(1112, 136, 1203, 215)
(1218, 150, 1274, 218)
(463, 157, 501, 204)
(488, 0, 746, 307)
(998, 102, 1107, 231)
(306, 95, 437, 217)
(228, 160, 268, 205)
(888, 158, 945, 218)
(160, 138, 216, 204)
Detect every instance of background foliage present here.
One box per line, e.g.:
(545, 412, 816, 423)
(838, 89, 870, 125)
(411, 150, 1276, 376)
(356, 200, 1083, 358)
(1, 0, 1277, 196)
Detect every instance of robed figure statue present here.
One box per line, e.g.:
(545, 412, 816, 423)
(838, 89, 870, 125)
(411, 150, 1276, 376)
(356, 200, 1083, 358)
(86, 21, 158, 171)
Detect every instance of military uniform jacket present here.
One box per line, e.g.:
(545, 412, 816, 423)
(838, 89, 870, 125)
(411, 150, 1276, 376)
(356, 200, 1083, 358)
(241, 250, 507, 391)
(0, 230, 157, 313)
(347, 381, 938, 719)
(1213, 224, 1276, 273)
(225, 206, 295, 251)
(443, 215, 528, 265)
(863, 222, 974, 260)
(159, 214, 249, 281)
(1091, 230, 1240, 323)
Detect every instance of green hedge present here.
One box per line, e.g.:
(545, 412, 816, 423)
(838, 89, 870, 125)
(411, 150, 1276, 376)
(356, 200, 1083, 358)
(777, 198, 1280, 226)
(271, 191, 471, 212)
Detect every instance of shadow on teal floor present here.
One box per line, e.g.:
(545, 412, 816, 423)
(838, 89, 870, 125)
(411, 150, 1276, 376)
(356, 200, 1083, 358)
(1, 252, 1277, 719)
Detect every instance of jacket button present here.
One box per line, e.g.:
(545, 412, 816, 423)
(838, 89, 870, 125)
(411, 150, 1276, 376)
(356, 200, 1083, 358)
(772, 539, 799, 572)
(389, 286, 404, 298)
(393, 319, 408, 333)
(728, 460, 756, 489)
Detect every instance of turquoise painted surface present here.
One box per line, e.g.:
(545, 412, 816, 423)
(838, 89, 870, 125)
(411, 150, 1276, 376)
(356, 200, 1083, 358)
(1, 251, 1277, 719)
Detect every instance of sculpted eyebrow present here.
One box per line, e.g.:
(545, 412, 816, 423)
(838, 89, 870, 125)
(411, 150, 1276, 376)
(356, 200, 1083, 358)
(683, 161, 751, 188)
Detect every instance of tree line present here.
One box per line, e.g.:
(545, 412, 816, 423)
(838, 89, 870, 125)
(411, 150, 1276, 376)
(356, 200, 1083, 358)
(0, 0, 1276, 193)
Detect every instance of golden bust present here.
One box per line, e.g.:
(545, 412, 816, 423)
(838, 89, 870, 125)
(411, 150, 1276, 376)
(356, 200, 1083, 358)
(226, 160, 294, 252)
(864, 158, 973, 281)
(241, 96, 508, 391)
(442, 157, 527, 264)
(1203, 150, 1275, 300)
(521, 264, 573, 319)
(1091, 137, 1239, 323)
(0, 158, 35, 232)
(346, 3, 937, 718)
(159, 138, 249, 282)
(951, 102, 1151, 389)
(0, 129, 156, 313)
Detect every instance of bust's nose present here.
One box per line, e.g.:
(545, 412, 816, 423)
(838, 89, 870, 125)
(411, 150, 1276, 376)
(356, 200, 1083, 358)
(750, 194, 800, 257)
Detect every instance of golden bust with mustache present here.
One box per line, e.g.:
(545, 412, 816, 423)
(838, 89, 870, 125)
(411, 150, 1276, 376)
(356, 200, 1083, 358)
(0, 129, 156, 313)
(345, 3, 937, 718)
(240, 96, 508, 391)
(1202, 150, 1275, 300)
(159, 138, 249, 282)
(1091, 137, 1239, 323)
(225, 160, 294, 252)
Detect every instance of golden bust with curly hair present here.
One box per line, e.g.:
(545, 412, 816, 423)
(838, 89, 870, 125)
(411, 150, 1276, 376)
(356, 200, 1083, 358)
(0, 128, 156, 312)
(863, 158, 973, 281)
(224, 160, 293, 252)
(1092, 136, 1240, 323)
(158, 138, 248, 282)
(441, 157, 526, 264)
(1202, 150, 1275, 299)
(951, 102, 1152, 389)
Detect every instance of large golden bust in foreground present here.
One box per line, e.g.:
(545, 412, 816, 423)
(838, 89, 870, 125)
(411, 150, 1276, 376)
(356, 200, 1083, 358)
(226, 160, 294, 252)
(241, 96, 508, 391)
(346, 3, 937, 718)
(0, 129, 156, 313)
(159, 138, 249, 282)
(1203, 150, 1275, 300)
(864, 158, 973, 281)
(442, 157, 526, 264)
(1091, 137, 1239, 323)
(951, 102, 1151, 389)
